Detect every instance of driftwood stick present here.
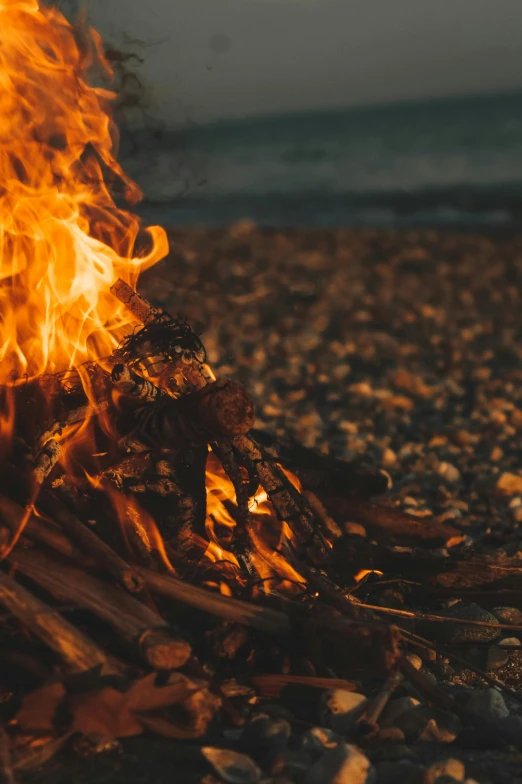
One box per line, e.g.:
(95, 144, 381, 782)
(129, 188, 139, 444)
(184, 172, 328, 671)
(38, 400, 110, 448)
(358, 671, 404, 729)
(110, 282, 323, 551)
(38, 491, 143, 592)
(352, 600, 522, 633)
(232, 435, 328, 553)
(110, 279, 212, 392)
(110, 278, 161, 325)
(33, 439, 61, 485)
(211, 440, 252, 527)
(250, 674, 358, 699)
(303, 490, 342, 540)
(0, 491, 78, 559)
(434, 554, 522, 590)
(120, 381, 254, 449)
(195, 380, 254, 438)
(0, 569, 118, 674)
(139, 567, 290, 635)
(11, 549, 192, 670)
(251, 428, 391, 499)
(111, 363, 165, 402)
(324, 496, 461, 544)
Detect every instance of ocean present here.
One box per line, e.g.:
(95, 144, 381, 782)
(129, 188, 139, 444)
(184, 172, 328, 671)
(122, 90, 522, 229)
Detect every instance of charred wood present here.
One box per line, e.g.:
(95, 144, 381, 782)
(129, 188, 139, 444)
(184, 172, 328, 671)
(32, 439, 62, 485)
(11, 548, 192, 670)
(251, 428, 392, 499)
(231, 435, 329, 555)
(324, 496, 461, 544)
(38, 491, 143, 592)
(0, 569, 119, 674)
(139, 567, 291, 635)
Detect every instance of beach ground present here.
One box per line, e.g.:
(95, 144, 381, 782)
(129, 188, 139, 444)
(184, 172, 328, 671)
(142, 223, 522, 541)
(24, 224, 522, 784)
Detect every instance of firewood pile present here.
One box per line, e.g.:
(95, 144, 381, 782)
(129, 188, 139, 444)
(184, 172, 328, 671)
(1, 279, 522, 781)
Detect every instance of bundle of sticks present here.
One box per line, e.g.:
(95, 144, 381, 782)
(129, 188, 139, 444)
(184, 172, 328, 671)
(1, 280, 521, 768)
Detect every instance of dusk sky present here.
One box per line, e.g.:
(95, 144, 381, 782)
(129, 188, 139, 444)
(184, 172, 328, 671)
(61, 0, 522, 123)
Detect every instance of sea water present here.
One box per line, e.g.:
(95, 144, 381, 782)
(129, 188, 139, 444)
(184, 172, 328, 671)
(123, 90, 522, 229)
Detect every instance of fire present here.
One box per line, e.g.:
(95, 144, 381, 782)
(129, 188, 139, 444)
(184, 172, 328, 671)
(206, 453, 305, 593)
(0, 0, 167, 385)
(0, 1, 315, 597)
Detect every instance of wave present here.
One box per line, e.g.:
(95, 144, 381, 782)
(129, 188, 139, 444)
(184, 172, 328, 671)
(123, 90, 522, 228)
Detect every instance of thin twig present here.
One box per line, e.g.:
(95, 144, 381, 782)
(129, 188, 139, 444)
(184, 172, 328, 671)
(352, 600, 522, 632)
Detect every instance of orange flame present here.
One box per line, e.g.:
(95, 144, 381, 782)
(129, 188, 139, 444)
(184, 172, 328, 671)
(205, 452, 305, 593)
(0, 0, 167, 386)
(0, 2, 334, 598)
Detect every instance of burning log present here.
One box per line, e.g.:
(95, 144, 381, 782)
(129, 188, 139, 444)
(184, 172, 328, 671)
(110, 278, 162, 326)
(32, 439, 62, 485)
(38, 491, 143, 592)
(110, 278, 213, 393)
(11, 549, 192, 670)
(111, 363, 165, 402)
(110, 281, 329, 555)
(0, 570, 119, 674)
(210, 440, 253, 529)
(118, 379, 255, 448)
(139, 567, 290, 635)
(232, 435, 329, 553)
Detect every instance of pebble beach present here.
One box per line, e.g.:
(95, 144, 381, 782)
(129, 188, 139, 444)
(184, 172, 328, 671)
(143, 223, 522, 543)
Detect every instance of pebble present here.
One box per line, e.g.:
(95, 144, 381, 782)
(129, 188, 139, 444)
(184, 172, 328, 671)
(303, 743, 373, 784)
(271, 750, 313, 779)
(394, 706, 462, 743)
(344, 522, 367, 537)
(499, 636, 521, 647)
(419, 602, 500, 644)
(437, 463, 461, 483)
(201, 747, 261, 784)
(485, 646, 509, 671)
(321, 690, 368, 734)
(373, 727, 406, 742)
(375, 760, 425, 784)
(499, 715, 522, 745)
(405, 653, 422, 670)
(512, 506, 522, 522)
(299, 727, 339, 759)
(239, 716, 291, 765)
(424, 758, 465, 784)
(381, 697, 421, 726)
(492, 606, 522, 626)
(489, 446, 503, 462)
(381, 447, 397, 468)
(496, 472, 522, 495)
(466, 689, 509, 722)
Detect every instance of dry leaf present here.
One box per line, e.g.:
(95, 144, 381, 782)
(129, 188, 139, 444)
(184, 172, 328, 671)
(70, 672, 220, 742)
(16, 683, 66, 734)
(13, 733, 73, 772)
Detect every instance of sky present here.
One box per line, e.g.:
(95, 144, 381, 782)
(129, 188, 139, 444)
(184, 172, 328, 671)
(60, 0, 522, 124)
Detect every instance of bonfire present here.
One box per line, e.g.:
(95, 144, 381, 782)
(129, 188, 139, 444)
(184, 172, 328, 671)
(0, 1, 521, 780)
